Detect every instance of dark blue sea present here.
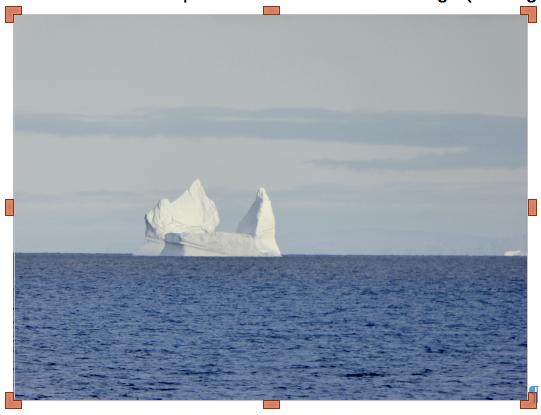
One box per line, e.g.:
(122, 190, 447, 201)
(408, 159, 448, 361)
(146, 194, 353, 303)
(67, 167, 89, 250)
(14, 254, 527, 400)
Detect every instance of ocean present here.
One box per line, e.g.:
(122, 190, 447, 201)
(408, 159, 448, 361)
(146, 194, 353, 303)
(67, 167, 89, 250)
(14, 254, 527, 400)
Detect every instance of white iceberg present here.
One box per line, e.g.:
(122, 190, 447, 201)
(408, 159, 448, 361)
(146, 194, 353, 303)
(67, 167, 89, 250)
(134, 180, 281, 257)
(504, 250, 527, 256)
(236, 188, 281, 255)
(134, 179, 219, 256)
(161, 232, 275, 257)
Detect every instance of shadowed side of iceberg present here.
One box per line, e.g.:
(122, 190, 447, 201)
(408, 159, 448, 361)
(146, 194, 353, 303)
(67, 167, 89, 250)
(134, 240, 165, 256)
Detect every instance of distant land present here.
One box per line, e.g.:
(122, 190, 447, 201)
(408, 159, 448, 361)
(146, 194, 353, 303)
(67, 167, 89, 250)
(275, 229, 527, 256)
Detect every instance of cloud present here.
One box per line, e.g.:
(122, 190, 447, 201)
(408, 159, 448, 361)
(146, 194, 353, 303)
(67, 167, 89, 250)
(15, 107, 526, 151)
(269, 179, 526, 208)
(308, 147, 526, 171)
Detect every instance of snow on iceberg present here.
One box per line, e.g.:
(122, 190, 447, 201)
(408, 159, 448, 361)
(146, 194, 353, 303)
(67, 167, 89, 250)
(134, 180, 281, 257)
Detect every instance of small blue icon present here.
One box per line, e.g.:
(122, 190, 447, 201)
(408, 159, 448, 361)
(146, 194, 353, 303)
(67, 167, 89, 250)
(529, 386, 539, 403)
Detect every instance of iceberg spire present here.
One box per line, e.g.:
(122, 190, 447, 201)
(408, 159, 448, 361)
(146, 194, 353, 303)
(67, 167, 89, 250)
(236, 188, 281, 256)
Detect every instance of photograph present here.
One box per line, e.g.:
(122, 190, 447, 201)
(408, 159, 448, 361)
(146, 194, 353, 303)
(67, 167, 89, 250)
(10, 12, 528, 404)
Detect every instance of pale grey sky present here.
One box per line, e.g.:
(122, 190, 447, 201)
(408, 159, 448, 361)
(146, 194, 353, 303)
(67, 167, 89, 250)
(13, 15, 527, 253)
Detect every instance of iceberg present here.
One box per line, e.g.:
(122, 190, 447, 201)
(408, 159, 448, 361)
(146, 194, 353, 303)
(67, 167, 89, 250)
(236, 188, 281, 255)
(134, 179, 219, 256)
(504, 250, 527, 256)
(134, 179, 281, 257)
(161, 232, 276, 257)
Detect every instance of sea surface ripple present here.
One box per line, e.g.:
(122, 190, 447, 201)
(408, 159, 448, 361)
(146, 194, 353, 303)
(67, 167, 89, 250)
(14, 254, 526, 400)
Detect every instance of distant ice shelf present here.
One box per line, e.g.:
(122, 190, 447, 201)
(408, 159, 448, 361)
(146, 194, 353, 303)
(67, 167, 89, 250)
(134, 179, 281, 257)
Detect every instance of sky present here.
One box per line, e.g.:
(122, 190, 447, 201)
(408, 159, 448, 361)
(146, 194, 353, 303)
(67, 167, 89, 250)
(13, 14, 527, 253)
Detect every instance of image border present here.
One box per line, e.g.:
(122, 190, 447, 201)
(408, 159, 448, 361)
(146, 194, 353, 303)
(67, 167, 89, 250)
(1, 1, 538, 414)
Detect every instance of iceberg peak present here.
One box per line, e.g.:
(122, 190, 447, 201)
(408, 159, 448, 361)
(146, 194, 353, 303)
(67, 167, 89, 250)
(143, 179, 219, 242)
(236, 187, 281, 256)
